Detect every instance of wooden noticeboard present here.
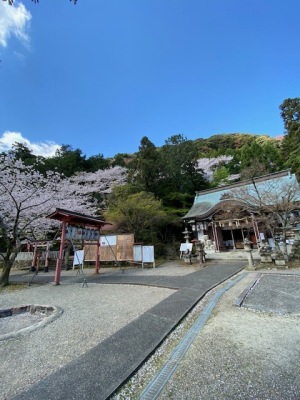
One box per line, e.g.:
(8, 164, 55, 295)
(84, 234, 134, 262)
(117, 234, 134, 261)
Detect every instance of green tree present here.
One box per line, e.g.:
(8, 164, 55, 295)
(45, 144, 87, 177)
(128, 136, 161, 193)
(195, 133, 256, 156)
(105, 185, 167, 242)
(211, 165, 230, 186)
(111, 153, 132, 167)
(6, 143, 52, 176)
(238, 136, 282, 177)
(85, 154, 110, 172)
(280, 98, 300, 174)
(8, 143, 37, 166)
(158, 134, 208, 200)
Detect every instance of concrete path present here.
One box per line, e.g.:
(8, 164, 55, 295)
(239, 272, 300, 315)
(8, 261, 244, 400)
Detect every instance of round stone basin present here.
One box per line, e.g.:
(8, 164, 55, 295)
(0, 305, 63, 341)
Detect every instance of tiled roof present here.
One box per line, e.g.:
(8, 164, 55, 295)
(46, 208, 109, 227)
(183, 170, 300, 220)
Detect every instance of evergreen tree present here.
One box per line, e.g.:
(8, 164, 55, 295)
(159, 134, 208, 195)
(45, 144, 87, 177)
(8, 143, 37, 166)
(85, 154, 110, 172)
(128, 137, 161, 194)
(280, 98, 300, 174)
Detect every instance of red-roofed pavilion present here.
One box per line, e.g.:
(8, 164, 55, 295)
(46, 208, 109, 285)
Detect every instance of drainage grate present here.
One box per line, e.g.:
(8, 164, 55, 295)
(139, 273, 247, 400)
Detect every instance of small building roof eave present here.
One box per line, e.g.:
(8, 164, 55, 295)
(46, 208, 110, 228)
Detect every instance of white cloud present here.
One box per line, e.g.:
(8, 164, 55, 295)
(0, 1, 31, 48)
(0, 131, 60, 157)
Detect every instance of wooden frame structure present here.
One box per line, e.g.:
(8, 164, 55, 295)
(46, 208, 109, 285)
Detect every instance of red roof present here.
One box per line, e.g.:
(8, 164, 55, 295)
(46, 208, 110, 228)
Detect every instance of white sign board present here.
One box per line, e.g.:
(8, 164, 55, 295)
(133, 245, 142, 262)
(180, 243, 193, 252)
(133, 245, 155, 265)
(73, 250, 84, 267)
(142, 246, 154, 263)
(100, 235, 117, 246)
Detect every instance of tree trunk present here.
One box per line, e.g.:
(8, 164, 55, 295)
(281, 230, 289, 261)
(0, 257, 13, 286)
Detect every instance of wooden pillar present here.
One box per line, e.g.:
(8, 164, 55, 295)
(230, 228, 236, 250)
(44, 242, 50, 272)
(241, 228, 245, 242)
(95, 227, 101, 274)
(212, 222, 220, 252)
(54, 221, 67, 285)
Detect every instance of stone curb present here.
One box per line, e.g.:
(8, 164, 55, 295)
(0, 304, 63, 342)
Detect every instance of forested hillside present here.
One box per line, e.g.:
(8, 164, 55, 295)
(1, 97, 299, 248)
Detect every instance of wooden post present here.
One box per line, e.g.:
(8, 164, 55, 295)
(212, 222, 220, 252)
(95, 227, 101, 274)
(54, 221, 67, 285)
(230, 228, 236, 250)
(44, 242, 50, 272)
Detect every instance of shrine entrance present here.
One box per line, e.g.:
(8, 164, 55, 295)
(46, 208, 109, 285)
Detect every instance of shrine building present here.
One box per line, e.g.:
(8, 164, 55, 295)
(182, 170, 300, 252)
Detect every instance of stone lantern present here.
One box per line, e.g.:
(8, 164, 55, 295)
(244, 238, 255, 269)
(182, 226, 190, 243)
(258, 242, 272, 263)
(194, 240, 206, 267)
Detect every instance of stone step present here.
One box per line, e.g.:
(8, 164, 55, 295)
(205, 251, 260, 261)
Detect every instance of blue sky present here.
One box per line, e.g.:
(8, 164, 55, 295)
(0, 0, 299, 158)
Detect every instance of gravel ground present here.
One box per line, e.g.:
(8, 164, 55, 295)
(2, 265, 300, 400)
(158, 273, 300, 400)
(111, 271, 300, 400)
(0, 281, 175, 400)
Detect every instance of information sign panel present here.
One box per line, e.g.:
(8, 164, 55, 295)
(100, 235, 117, 246)
(73, 250, 84, 266)
(142, 246, 154, 263)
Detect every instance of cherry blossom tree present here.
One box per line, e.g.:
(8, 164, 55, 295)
(0, 155, 127, 286)
(70, 166, 127, 197)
